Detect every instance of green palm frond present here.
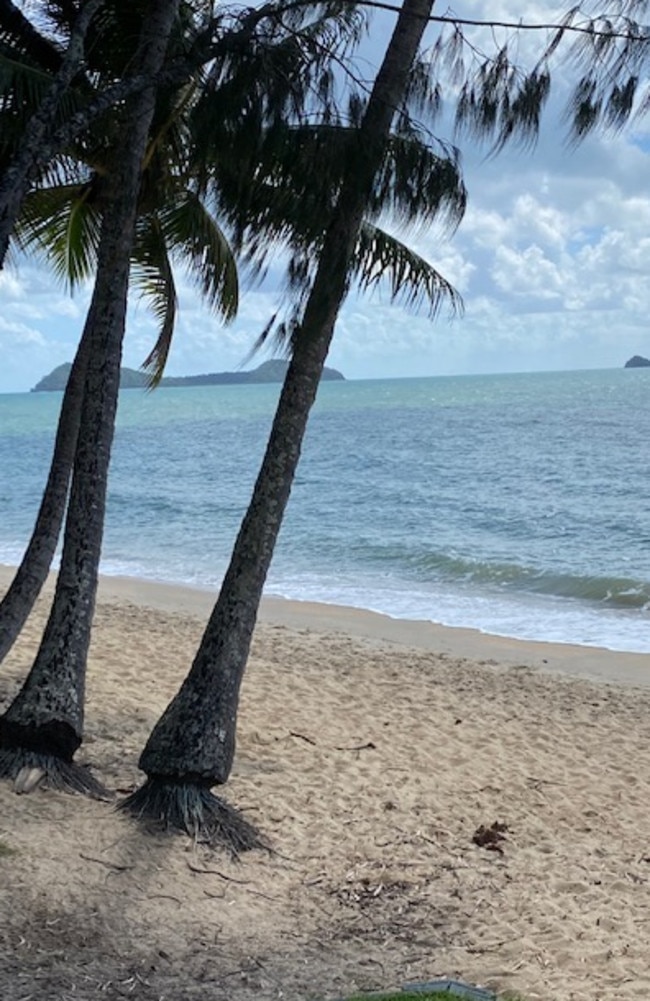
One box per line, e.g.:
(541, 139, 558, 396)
(133, 189, 238, 388)
(209, 121, 466, 273)
(159, 189, 238, 321)
(354, 221, 462, 318)
(16, 181, 101, 289)
(132, 215, 178, 388)
(372, 129, 466, 232)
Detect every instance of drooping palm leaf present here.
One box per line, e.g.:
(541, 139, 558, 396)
(133, 189, 239, 385)
(16, 180, 101, 289)
(353, 220, 462, 317)
(159, 188, 238, 319)
(132, 214, 178, 388)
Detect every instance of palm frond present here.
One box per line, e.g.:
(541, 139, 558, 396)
(371, 129, 466, 232)
(159, 189, 238, 321)
(0, 41, 98, 163)
(0, 0, 64, 73)
(354, 221, 462, 318)
(209, 121, 465, 274)
(189, 1, 367, 187)
(16, 181, 101, 288)
(0, 50, 54, 149)
(132, 214, 178, 388)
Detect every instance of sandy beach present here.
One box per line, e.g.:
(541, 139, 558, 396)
(1, 565, 650, 1000)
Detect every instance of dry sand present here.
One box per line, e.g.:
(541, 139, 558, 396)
(1, 566, 650, 1000)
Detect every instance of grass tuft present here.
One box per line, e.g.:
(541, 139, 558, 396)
(346, 988, 500, 1001)
(0, 839, 16, 857)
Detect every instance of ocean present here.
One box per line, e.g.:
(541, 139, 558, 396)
(1, 367, 649, 653)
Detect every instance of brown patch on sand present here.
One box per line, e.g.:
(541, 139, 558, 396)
(1, 575, 650, 1000)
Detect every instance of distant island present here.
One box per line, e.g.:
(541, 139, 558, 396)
(32, 358, 345, 392)
(624, 355, 650, 368)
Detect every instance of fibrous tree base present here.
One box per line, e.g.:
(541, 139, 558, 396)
(118, 777, 268, 855)
(0, 748, 111, 800)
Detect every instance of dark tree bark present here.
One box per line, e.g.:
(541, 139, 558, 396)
(0, 317, 92, 665)
(0, 0, 181, 798)
(0, 0, 104, 269)
(122, 0, 436, 850)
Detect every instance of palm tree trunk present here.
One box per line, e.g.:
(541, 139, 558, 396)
(0, 0, 181, 797)
(0, 0, 104, 269)
(122, 0, 436, 850)
(0, 318, 94, 665)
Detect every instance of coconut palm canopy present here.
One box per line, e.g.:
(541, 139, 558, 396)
(1, 0, 468, 385)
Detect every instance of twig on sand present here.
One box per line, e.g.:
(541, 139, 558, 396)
(79, 853, 134, 871)
(186, 861, 251, 883)
(289, 731, 317, 745)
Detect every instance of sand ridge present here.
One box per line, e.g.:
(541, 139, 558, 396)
(1, 570, 650, 1000)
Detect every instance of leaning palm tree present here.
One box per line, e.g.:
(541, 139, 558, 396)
(0, 0, 184, 794)
(0, 2, 240, 666)
(0, 184, 238, 668)
(120, 0, 466, 850)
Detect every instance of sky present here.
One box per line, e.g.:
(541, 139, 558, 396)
(1, 1, 650, 393)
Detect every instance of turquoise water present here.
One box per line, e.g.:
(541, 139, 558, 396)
(1, 368, 649, 652)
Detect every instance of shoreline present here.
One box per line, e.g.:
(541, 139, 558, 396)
(3, 563, 649, 688)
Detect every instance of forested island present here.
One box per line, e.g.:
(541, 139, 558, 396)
(32, 358, 345, 391)
(624, 355, 650, 368)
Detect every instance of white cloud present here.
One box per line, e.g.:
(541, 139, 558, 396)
(0, 316, 47, 347)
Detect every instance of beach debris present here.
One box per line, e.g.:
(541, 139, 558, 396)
(289, 731, 317, 745)
(472, 820, 508, 853)
(334, 874, 415, 909)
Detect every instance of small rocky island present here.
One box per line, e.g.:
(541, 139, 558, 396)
(32, 358, 345, 392)
(624, 355, 650, 368)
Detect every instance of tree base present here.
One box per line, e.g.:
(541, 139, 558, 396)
(0, 748, 111, 800)
(118, 777, 268, 855)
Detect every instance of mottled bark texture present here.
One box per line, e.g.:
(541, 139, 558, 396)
(0, 0, 104, 268)
(121, 0, 435, 846)
(0, 0, 181, 796)
(0, 321, 92, 665)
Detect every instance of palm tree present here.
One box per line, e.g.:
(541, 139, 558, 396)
(0, 2, 240, 667)
(0, 0, 183, 795)
(120, 0, 466, 851)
